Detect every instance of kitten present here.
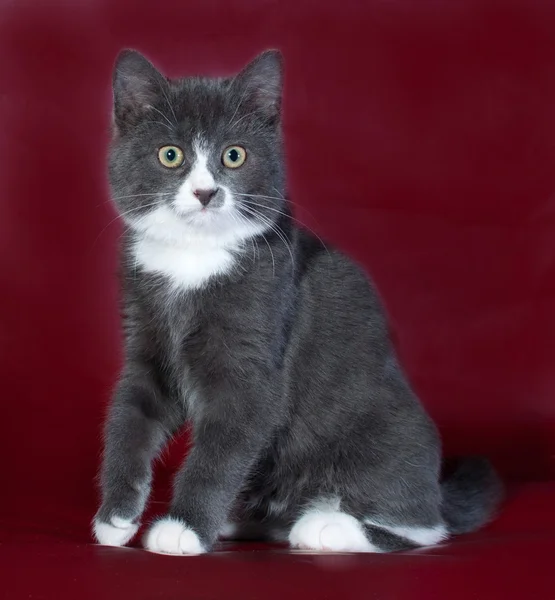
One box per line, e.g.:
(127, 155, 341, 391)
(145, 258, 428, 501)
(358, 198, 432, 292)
(93, 49, 502, 554)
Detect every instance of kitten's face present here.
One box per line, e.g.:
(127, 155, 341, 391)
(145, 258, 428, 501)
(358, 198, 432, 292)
(109, 50, 285, 246)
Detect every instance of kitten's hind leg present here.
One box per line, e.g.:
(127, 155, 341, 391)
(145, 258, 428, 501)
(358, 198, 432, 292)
(288, 498, 448, 553)
(288, 498, 378, 553)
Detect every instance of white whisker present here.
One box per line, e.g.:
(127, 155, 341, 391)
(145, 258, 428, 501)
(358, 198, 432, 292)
(227, 211, 253, 274)
(159, 81, 179, 126)
(239, 197, 331, 259)
(260, 232, 275, 277)
(110, 192, 175, 202)
(143, 120, 175, 132)
(149, 105, 176, 130)
(227, 85, 252, 128)
(235, 192, 286, 202)
(90, 201, 161, 249)
(233, 205, 275, 276)
(240, 205, 295, 269)
(229, 109, 262, 130)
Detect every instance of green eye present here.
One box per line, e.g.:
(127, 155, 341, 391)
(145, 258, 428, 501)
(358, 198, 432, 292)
(158, 145, 184, 168)
(222, 145, 247, 168)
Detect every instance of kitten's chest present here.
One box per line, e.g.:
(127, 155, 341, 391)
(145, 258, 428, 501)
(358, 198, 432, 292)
(147, 288, 198, 362)
(141, 289, 203, 411)
(132, 235, 238, 292)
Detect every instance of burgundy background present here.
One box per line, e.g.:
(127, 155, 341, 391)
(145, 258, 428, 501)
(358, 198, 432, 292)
(1, 0, 554, 598)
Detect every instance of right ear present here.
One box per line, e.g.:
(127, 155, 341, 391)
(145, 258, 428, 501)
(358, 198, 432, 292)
(232, 50, 283, 124)
(112, 50, 165, 132)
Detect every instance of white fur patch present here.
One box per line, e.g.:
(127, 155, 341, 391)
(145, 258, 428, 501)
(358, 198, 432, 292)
(364, 519, 448, 546)
(173, 144, 216, 212)
(93, 516, 138, 547)
(144, 518, 205, 555)
(289, 503, 378, 553)
(130, 203, 265, 290)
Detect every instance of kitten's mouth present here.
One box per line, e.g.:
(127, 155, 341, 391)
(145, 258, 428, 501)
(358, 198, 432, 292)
(192, 208, 220, 224)
(169, 203, 232, 232)
(199, 206, 219, 214)
(173, 204, 218, 217)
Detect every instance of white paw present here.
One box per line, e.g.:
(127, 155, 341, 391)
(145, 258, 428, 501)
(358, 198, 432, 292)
(289, 511, 378, 553)
(93, 516, 139, 547)
(144, 518, 205, 555)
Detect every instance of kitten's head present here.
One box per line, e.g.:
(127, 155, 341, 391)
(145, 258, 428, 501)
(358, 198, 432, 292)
(109, 50, 285, 246)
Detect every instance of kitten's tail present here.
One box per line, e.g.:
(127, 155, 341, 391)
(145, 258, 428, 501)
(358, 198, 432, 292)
(440, 457, 504, 535)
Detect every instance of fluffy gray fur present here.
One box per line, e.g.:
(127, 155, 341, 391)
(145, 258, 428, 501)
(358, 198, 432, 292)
(93, 49, 502, 553)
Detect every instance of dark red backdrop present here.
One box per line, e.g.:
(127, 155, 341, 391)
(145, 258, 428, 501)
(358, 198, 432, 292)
(1, 1, 554, 598)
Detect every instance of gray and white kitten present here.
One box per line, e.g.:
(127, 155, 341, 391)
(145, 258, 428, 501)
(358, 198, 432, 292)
(93, 49, 502, 554)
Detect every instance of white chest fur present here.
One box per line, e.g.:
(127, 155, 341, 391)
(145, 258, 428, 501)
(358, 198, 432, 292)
(126, 193, 267, 291)
(132, 235, 237, 291)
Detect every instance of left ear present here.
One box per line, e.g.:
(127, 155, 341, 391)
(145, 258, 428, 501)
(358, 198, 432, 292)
(112, 50, 166, 132)
(232, 50, 283, 122)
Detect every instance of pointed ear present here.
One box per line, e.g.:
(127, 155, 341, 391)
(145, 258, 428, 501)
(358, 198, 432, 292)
(112, 50, 165, 131)
(232, 50, 283, 122)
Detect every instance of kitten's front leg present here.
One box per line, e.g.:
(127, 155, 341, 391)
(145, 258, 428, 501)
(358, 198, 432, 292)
(93, 367, 177, 547)
(144, 375, 278, 555)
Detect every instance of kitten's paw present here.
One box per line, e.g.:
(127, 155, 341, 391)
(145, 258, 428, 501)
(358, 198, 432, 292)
(93, 515, 139, 547)
(144, 518, 206, 555)
(289, 511, 378, 553)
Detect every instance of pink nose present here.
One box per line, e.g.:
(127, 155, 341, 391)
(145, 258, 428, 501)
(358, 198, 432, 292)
(193, 188, 218, 207)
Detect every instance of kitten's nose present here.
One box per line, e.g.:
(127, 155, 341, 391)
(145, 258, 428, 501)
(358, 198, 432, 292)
(193, 188, 219, 207)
